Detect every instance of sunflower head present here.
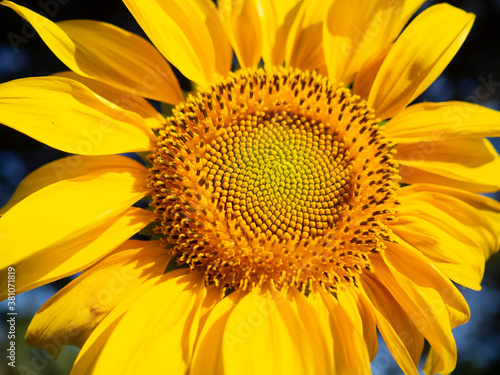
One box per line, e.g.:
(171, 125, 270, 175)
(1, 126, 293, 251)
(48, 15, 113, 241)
(1, 1, 499, 375)
(148, 67, 400, 294)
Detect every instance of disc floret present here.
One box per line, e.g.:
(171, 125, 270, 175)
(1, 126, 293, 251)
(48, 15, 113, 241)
(148, 67, 399, 293)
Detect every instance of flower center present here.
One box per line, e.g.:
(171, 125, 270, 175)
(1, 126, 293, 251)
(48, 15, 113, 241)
(206, 110, 352, 241)
(148, 67, 399, 293)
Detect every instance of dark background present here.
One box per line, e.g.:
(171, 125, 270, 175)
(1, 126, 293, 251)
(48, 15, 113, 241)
(0, 0, 499, 374)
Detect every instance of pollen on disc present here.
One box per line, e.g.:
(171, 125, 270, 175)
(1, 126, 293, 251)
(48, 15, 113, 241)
(148, 67, 400, 294)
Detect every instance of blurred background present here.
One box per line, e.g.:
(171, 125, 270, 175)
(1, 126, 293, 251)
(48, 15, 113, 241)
(0, 0, 499, 374)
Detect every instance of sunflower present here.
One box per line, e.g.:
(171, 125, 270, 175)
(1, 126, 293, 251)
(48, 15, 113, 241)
(1, 0, 500, 374)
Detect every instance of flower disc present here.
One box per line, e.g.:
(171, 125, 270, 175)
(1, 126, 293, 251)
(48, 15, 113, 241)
(148, 67, 400, 293)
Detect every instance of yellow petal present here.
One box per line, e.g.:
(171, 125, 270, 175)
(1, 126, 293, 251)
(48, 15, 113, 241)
(1, 155, 143, 215)
(348, 286, 378, 362)
(222, 287, 327, 374)
(1, 1, 183, 104)
(371, 252, 458, 374)
(319, 287, 372, 375)
(384, 242, 470, 329)
(394, 184, 500, 288)
(392, 218, 485, 291)
(285, 0, 330, 73)
(2, 206, 151, 300)
(297, 290, 336, 362)
(383, 243, 470, 375)
(197, 285, 226, 335)
(218, 0, 262, 69)
(54, 71, 164, 130)
(0, 76, 156, 154)
(396, 137, 498, 168)
(123, 0, 232, 87)
(352, 44, 392, 99)
(398, 183, 500, 257)
(324, 0, 425, 84)
(385, 101, 500, 142)
(401, 183, 500, 259)
(360, 274, 421, 375)
(397, 138, 500, 192)
(286, 289, 334, 373)
(368, 4, 474, 119)
(0, 159, 150, 298)
(75, 271, 206, 375)
(25, 240, 170, 356)
(190, 291, 241, 375)
(70, 272, 174, 374)
(423, 347, 451, 375)
(255, 0, 302, 67)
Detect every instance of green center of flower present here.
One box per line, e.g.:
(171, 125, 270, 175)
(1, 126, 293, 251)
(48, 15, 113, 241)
(148, 67, 399, 294)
